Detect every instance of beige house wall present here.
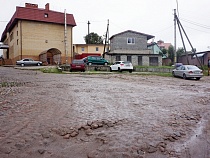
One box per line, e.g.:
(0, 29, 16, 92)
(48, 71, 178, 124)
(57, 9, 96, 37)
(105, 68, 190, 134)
(3, 20, 73, 64)
(73, 44, 109, 56)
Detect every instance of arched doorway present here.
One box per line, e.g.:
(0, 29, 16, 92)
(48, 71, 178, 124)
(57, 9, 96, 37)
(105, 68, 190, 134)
(39, 48, 61, 65)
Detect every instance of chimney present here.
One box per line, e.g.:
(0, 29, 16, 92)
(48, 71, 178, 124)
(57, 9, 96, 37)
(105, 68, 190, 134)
(45, 3, 49, 10)
(25, 3, 38, 9)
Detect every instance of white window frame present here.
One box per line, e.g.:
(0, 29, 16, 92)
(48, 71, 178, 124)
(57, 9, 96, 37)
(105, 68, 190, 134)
(127, 38, 135, 44)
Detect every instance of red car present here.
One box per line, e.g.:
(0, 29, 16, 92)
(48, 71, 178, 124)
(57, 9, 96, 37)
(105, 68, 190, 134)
(70, 60, 86, 72)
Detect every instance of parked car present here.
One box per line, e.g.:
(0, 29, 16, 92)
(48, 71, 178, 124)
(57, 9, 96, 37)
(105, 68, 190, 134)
(172, 65, 203, 80)
(16, 58, 42, 66)
(70, 59, 86, 72)
(110, 61, 133, 73)
(86, 56, 109, 65)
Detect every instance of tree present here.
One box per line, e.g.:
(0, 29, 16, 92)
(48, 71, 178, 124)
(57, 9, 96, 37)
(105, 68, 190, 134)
(84, 32, 103, 44)
(176, 48, 184, 62)
(168, 45, 174, 63)
(162, 48, 168, 56)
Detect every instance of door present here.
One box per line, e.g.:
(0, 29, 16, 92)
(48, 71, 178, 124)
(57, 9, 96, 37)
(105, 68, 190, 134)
(138, 56, 142, 66)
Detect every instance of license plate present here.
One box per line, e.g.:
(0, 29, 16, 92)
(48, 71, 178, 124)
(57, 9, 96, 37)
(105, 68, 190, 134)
(76, 66, 81, 67)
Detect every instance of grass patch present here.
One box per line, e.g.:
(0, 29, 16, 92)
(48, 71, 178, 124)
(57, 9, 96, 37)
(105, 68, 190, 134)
(41, 67, 63, 73)
(134, 65, 173, 69)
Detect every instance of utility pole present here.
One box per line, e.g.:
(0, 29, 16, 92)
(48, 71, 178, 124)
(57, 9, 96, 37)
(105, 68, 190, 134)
(87, 21, 90, 44)
(103, 19, 109, 58)
(174, 9, 177, 63)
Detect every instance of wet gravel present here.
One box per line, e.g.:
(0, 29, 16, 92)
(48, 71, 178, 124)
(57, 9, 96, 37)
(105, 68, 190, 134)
(0, 67, 210, 158)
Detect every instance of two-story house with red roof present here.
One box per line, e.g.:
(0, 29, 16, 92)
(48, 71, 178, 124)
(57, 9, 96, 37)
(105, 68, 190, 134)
(0, 3, 76, 65)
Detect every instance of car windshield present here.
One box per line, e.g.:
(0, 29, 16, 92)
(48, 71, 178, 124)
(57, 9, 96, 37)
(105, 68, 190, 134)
(72, 60, 84, 64)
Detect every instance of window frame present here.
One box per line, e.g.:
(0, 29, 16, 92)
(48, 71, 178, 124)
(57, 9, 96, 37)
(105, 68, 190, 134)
(127, 55, 132, 62)
(116, 55, 121, 61)
(127, 37, 135, 44)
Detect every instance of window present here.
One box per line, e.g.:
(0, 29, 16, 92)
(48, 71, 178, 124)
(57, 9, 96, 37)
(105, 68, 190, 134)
(17, 31, 18, 36)
(10, 32, 13, 42)
(127, 38, 135, 44)
(81, 47, 84, 51)
(149, 57, 158, 66)
(44, 13, 48, 18)
(116, 55, 121, 61)
(17, 39, 18, 45)
(96, 47, 99, 51)
(138, 56, 142, 65)
(127, 56, 132, 62)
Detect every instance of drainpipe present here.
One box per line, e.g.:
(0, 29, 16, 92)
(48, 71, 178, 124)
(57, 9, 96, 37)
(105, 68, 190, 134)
(20, 20, 22, 59)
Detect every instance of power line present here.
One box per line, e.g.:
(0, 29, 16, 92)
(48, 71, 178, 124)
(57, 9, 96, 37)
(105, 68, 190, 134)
(179, 17, 210, 29)
(182, 25, 210, 34)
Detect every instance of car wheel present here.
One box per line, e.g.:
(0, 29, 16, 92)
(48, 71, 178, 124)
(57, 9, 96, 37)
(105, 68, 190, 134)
(88, 63, 92, 66)
(183, 74, 187, 80)
(104, 62, 108, 66)
(110, 67, 112, 72)
(37, 63, 41, 66)
(118, 67, 122, 72)
(21, 63, 24, 67)
(70, 69, 72, 72)
(172, 71, 175, 77)
(195, 77, 200, 80)
(129, 70, 132, 73)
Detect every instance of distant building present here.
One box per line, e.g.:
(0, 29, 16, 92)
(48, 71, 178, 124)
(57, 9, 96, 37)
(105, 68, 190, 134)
(147, 42, 165, 56)
(105, 30, 162, 66)
(0, 3, 76, 65)
(178, 51, 210, 66)
(73, 44, 109, 59)
(157, 40, 172, 50)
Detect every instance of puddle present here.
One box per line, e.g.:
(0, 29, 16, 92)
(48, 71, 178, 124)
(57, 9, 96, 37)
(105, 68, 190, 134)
(174, 117, 207, 152)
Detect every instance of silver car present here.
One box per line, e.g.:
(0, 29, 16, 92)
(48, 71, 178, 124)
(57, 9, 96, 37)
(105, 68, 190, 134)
(172, 65, 203, 80)
(16, 58, 42, 66)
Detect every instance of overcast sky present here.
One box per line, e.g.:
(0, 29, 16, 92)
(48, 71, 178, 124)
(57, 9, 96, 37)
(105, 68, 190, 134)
(1, 0, 210, 54)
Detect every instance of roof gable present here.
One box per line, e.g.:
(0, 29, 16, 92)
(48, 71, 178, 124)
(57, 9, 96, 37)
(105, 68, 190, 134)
(110, 30, 154, 40)
(1, 3, 76, 41)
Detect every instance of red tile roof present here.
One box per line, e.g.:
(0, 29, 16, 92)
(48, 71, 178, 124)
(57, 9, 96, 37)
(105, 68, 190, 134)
(1, 3, 76, 41)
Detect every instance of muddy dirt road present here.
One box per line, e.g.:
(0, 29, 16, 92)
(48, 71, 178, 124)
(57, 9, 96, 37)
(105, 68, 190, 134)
(0, 67, 210, 158)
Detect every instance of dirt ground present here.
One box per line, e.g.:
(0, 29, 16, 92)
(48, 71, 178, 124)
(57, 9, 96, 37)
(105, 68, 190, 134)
(0, 67, 210, 158)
